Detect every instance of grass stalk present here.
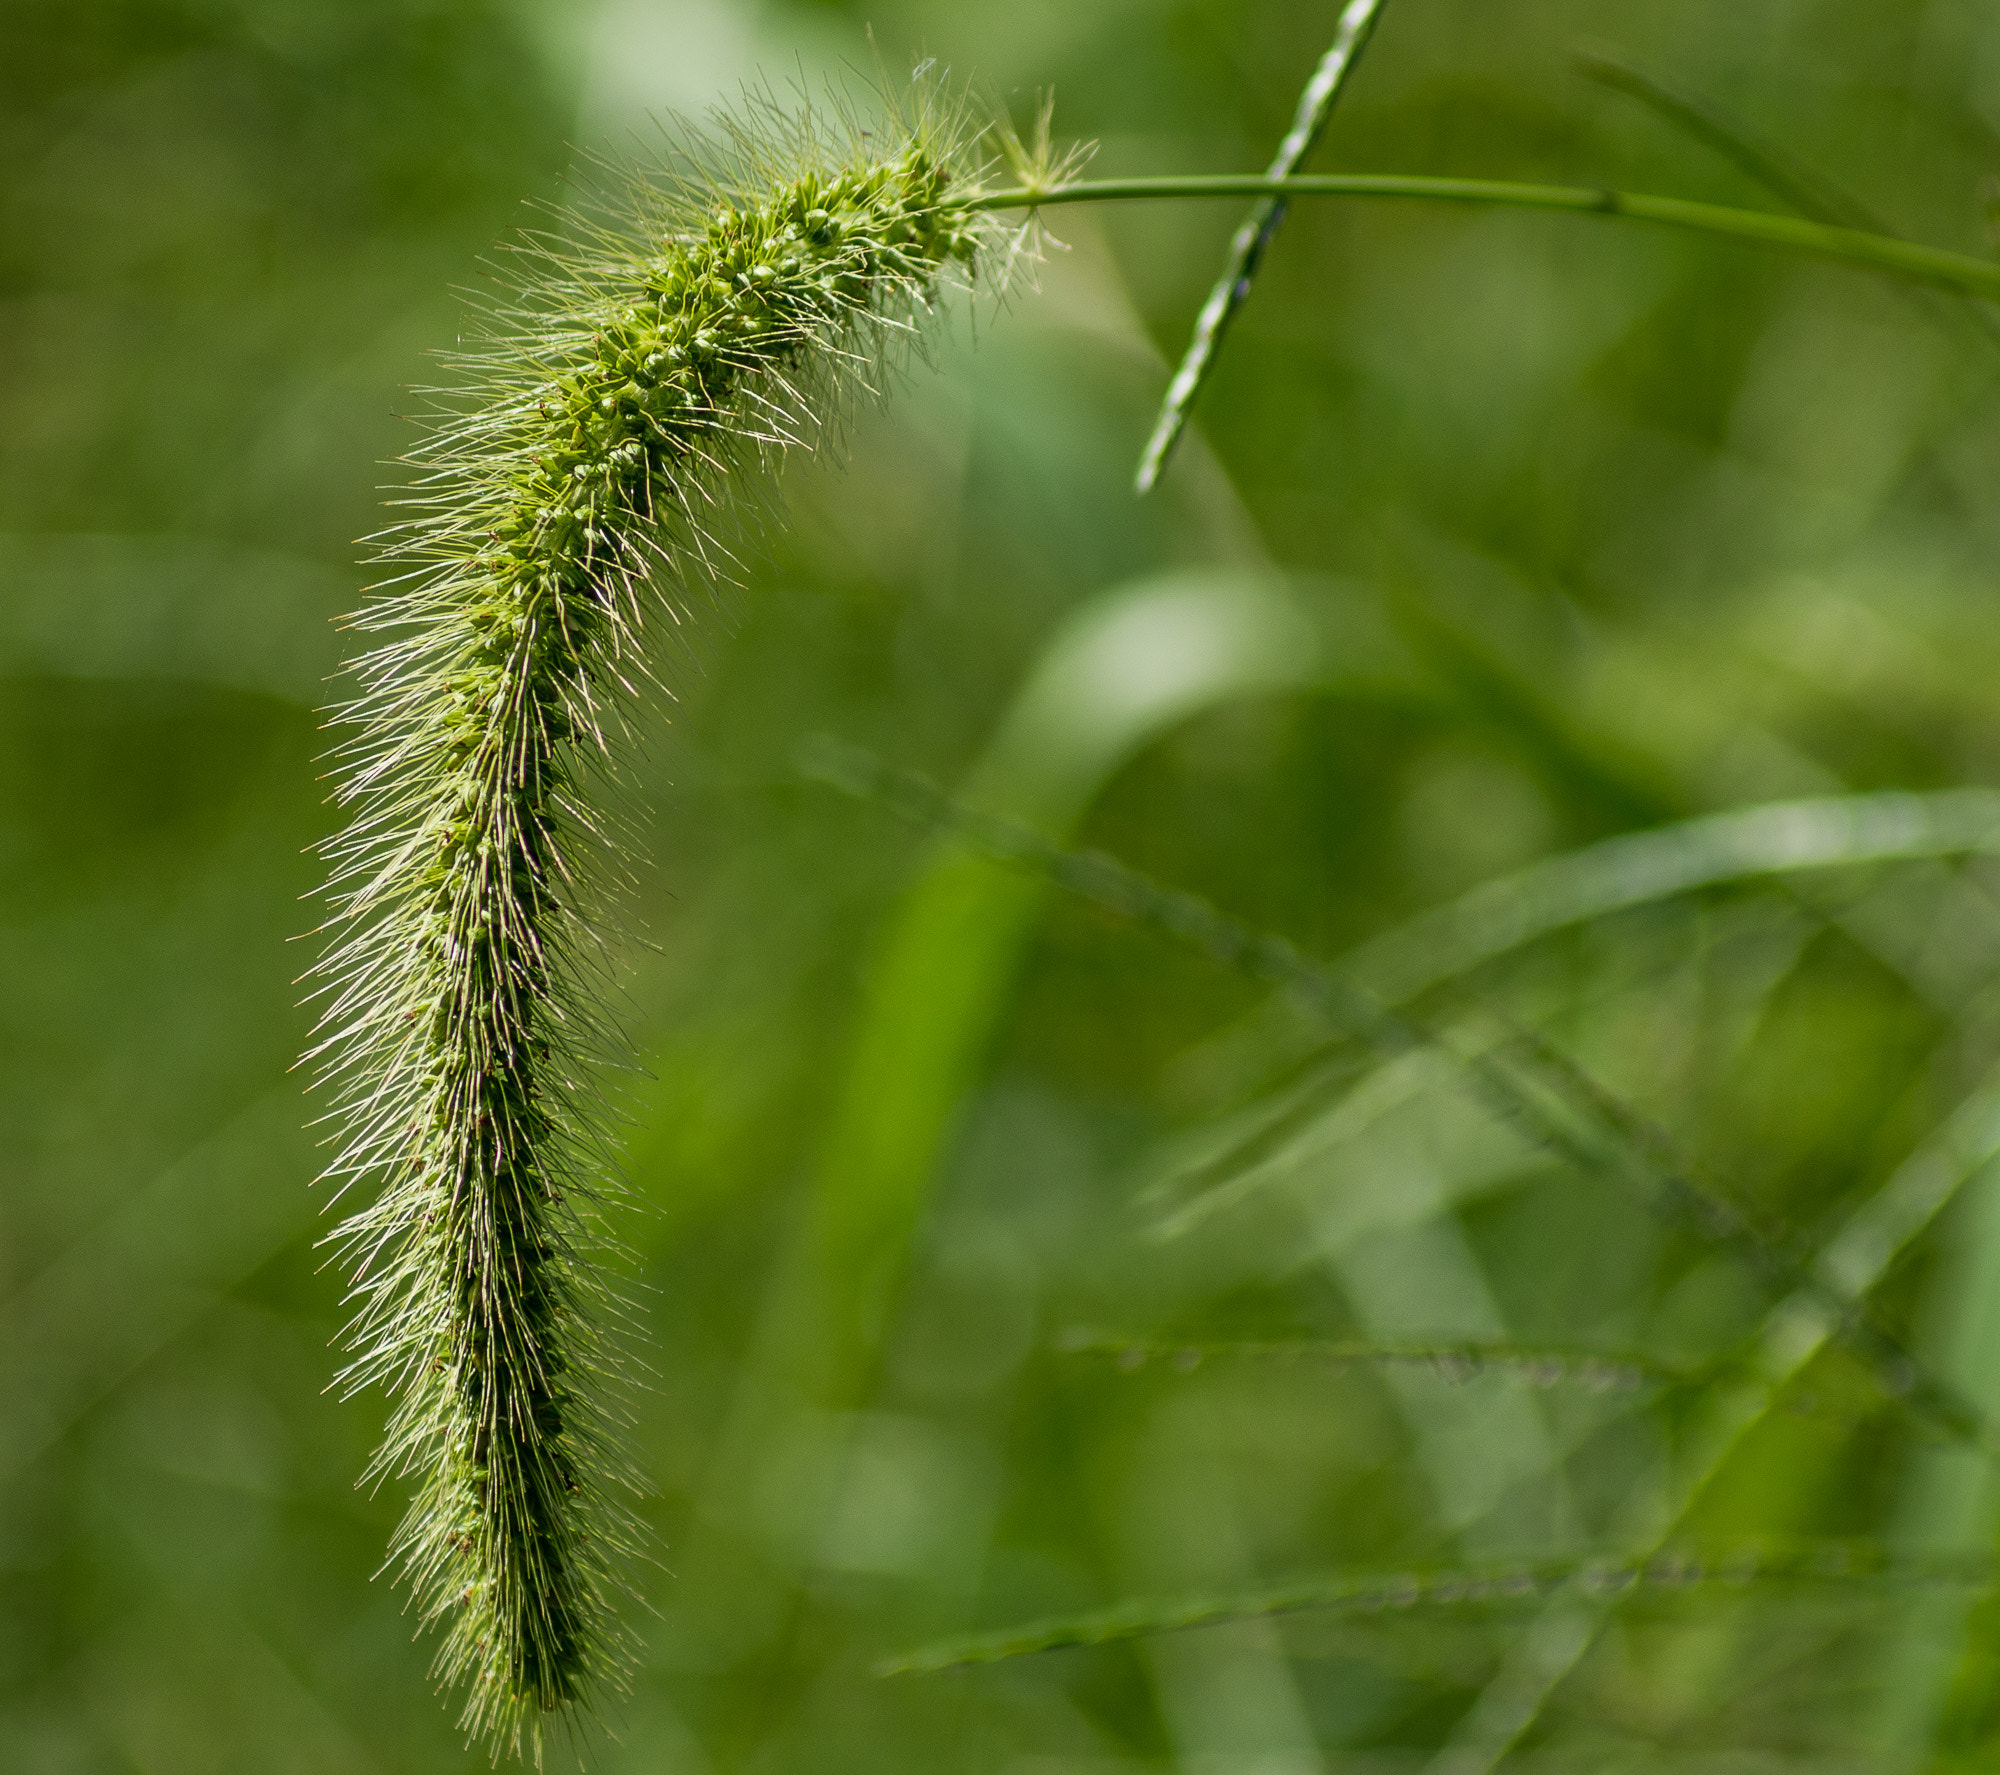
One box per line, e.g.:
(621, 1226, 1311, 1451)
(1134, 0, 1394, 492)
(972, 174, 2000, 302)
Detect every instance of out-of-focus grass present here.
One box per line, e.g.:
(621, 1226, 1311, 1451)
(12, 1, 2000, 1770)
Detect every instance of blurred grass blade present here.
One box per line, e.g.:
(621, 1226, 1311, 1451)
(804, 744, 1994, 1452)
(1058, 1331, 1683, 1391)
(1145, 1047, 1443, 1239)
(1578, 50, 2000, 354)
(1579, 51, 1882, 232)
(1430, 1061, 2000, 1774)
(883, 1543, 1995, 1674)
(1134, 0, 1392, 493)
(1871, 1116, 2000, 1750)
(1138, 1047, 1367, 1215)
(703, 573, 1322, 1536)
(1156, 791, 2000, 1238)
(1345, 789, 2000, 1007)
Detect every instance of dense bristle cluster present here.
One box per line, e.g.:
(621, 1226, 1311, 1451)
(306, 85, 995, 1760)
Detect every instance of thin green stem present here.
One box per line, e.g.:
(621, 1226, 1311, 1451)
(1576, 53, 1882, 232)
(973, 175, 2000, 302)
(1575, 51, 2000, 355)
(1058, 1331, 1688, 1391)
(883, 1544, 1997, 1675)
(1134, 0, 1393, 493)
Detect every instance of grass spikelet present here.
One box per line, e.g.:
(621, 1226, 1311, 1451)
(304, 75, 1003, 1760)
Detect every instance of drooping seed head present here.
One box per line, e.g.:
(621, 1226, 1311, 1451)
(305, 72, 1015, 1763)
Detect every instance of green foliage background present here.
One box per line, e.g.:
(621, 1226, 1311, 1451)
(11, 0, 2000, 1768)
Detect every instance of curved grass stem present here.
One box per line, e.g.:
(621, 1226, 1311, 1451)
(1576, 50, 2000, 355)
(971, 174, 2000, 302)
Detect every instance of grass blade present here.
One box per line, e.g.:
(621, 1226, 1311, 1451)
(1578, 49, 2000, 354)
(1057, 1330, 1683, 1392)
(882, 1543, 1996, 1674)
(1134, 0, 1393, 493)
(798, 738, 1997, 1456)
(1151, 793, 2000, 1238)
(697, 575, 1321, 1565)
(1344, 788, 2000, 1006)
(1428, 1061, 2000, 1773)
(1579, 51, 1884, 232)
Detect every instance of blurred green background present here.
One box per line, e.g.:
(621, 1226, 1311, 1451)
(15, 0, 2000, 1769)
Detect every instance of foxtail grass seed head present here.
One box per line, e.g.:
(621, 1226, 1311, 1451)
(304, 77, 1010, 1761)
